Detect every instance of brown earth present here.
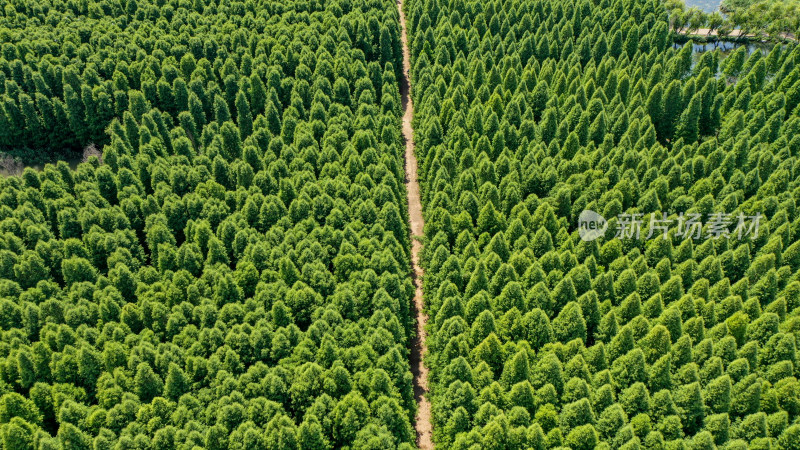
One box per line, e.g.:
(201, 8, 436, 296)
(681, 28, 796, 42)
(397, 0, 433, 448)
(688, 28, 750, 38)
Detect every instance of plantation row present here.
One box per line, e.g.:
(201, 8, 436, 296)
(4, 0, 800, 447)
(0, 0, 420, 448)
(406, 0, 800, 448)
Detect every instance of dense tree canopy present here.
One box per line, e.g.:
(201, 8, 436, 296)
(0, 0, 417, 447)
(406, 0, 800, 447)
(4, 0, 800, 447)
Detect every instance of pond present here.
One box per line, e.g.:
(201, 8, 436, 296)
(673, 40, 774, 72)
(674, 40, 769, 54)
(684, 0, 720, 13)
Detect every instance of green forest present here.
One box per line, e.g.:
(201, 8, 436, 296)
(407, 0, 800, 448)
(0, 0, 418, 448)
(1, 0, 800, 448)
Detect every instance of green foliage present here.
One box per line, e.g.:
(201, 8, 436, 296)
(2, 0, 800, 447)
(408, 0, 800, 446)
(0, 0, 415, 446)
(717, 0, 800, 41)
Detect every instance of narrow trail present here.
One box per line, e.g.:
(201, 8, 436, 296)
(678, 28, 797, 42)
(397, 0, 433, 448)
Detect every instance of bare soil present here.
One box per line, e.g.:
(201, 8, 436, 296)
(397, 0, 433, 448)
(681, 28, 796, 42)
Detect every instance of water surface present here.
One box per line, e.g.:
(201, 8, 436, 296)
(685, 0, 720, 13)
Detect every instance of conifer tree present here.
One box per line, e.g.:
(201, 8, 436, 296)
(235, 90, 253, 141)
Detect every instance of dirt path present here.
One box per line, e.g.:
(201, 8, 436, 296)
(396, 0, 433, 448)
(686, 28, 750, 38)
(680, 28, 796, 42)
